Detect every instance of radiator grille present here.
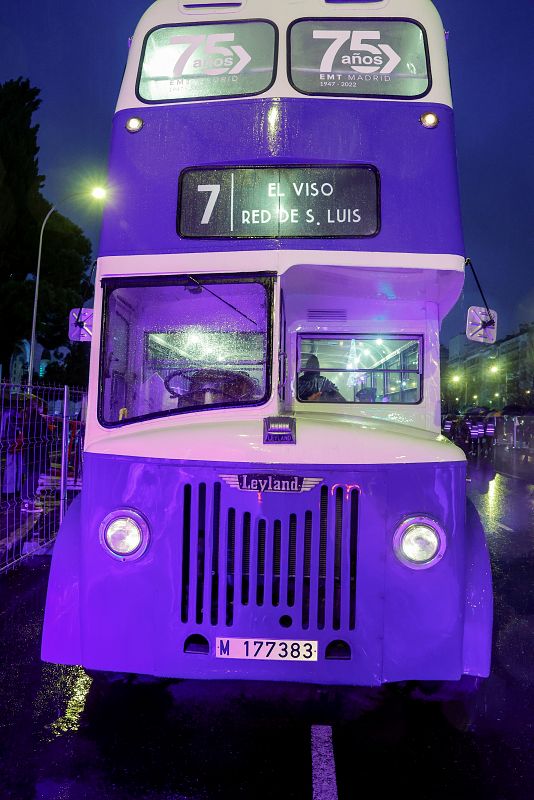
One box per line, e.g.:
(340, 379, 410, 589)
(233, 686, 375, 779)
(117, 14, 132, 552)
(179, 480, 359, 632)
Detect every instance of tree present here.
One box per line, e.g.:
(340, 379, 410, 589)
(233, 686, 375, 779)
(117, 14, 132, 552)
(0, 78, 92, 383)
(44, 344, 91, 388)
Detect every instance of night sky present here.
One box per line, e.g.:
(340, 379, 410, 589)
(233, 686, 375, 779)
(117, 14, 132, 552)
(1, 0, 533, 340)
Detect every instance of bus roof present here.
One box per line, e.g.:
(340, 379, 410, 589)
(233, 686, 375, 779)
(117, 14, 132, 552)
(117, 0, 452, 112)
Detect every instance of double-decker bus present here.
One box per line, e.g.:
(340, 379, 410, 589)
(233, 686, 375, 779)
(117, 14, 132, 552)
(42, 0, 492, 691)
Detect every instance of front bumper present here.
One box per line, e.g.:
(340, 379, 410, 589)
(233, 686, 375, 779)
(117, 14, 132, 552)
(42, 454, 492, 685)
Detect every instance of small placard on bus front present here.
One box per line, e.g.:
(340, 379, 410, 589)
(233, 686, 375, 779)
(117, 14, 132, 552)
(178, 165, 379, 239)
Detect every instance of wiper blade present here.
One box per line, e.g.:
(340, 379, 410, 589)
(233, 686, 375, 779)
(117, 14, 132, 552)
(187, 276, 258, 327)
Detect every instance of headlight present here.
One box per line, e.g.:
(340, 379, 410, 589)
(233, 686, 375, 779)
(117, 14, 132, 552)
(100, 510, 150, 561)
(393, 516, 446, 570)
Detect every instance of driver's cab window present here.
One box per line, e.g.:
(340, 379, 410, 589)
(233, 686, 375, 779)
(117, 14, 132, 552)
(100, 275, 272, 426)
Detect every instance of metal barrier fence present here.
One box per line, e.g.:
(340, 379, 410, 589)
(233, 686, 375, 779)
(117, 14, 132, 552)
(0, 383, 86, 572)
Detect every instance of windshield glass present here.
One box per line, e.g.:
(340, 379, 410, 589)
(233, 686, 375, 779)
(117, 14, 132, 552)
(137, 21, 277, 102)
(297, 335, 422, 404)
(100, 275, 273, 426)
(289, 19, 430, 99)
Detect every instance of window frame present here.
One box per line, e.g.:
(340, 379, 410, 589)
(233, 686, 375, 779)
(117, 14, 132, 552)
(135, 19, 279, 105)
(287, 17, 432, 101)
(98, 272, 276, 428)
(296, 333, 424, 406)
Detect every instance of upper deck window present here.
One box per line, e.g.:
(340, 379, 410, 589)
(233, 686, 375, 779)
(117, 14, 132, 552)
(137, 20, 277, 103)
(289, 19, 430, 99)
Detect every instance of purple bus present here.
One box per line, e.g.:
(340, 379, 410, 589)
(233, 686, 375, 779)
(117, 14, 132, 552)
(42, 0, 492, 692)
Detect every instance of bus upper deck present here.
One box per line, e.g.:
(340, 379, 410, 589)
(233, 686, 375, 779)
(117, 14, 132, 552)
(99, 0, 463, 267)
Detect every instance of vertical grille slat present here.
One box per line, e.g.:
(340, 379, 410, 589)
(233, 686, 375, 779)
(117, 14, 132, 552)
(180, 478, 359, 633)
(195, 483, 207, 624)
(180, 484, 192, 623)
(333, 487, 344, 631)
(256, 520, 266, 606)
(272, 520, 282, 606)
(302, 510, 313, 630)
(226, 508, 236, 625)
(317, 486, 329, 630)
(287, 513, 297, 607)
(210, 482, 221, 625)
(349, 489, 359, 631)
(241, 512, 251, 605)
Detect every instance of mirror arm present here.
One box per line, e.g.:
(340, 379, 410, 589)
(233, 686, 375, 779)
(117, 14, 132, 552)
(465, 258, 495, 328)
(73, 259, 98, 328)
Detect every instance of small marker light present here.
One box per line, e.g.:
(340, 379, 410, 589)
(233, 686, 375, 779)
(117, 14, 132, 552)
(420, 112, 439, 129)
(126, 116, 144, 133)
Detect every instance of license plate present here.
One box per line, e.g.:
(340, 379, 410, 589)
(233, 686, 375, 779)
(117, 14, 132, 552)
(216, 638, 318, 661)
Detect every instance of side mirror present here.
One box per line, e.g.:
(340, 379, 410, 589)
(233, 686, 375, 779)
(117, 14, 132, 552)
(68, 308, 94, 342)
(466, 306, 498, 344)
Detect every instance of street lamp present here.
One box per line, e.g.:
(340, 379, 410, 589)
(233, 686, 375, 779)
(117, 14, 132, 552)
(28, 187, 107, 384)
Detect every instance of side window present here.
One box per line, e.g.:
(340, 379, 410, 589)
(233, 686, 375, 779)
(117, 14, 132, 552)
(137, 20, 277, 102)
(297, 336, 423, 405)
(289, 18, 430, 99)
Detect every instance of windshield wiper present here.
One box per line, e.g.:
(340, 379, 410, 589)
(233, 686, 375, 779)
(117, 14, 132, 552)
(186, 276, 258, 327)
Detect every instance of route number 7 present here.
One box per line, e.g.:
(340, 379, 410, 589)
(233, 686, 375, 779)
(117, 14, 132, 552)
(197, 184, 221, 224)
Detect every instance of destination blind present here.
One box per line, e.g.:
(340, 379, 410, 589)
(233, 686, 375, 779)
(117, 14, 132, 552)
(178, 166, 380, 239)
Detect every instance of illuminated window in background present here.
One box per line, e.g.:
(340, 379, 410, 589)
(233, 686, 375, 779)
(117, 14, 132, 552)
(99, 275, 273, 426)
(290, 19, 430, 98)
(297, 335, 422, 404)
(137, 21, 277, 102)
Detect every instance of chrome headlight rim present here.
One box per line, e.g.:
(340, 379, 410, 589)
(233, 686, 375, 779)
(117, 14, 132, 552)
(99, 508, 150, 562)
(393, 515, 446, 570)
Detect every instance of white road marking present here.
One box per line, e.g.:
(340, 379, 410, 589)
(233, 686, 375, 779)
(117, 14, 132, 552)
(311, 725, 338, 800)
(498, 523, 514, 533)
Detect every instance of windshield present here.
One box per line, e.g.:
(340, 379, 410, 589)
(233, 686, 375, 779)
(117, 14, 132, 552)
(99, 275, 273, 426)
(297, 335, 422, 404)
(289, 19, 430, 99)
(137, 21, 277, 103)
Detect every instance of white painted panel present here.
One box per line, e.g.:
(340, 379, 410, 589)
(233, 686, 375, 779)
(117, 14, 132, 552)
(117, 0, 452, 111)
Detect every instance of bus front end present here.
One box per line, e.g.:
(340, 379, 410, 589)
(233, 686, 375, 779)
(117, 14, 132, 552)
(42, 0, 492, 689)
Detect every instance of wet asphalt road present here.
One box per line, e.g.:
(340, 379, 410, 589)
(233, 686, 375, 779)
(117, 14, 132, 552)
(1, 459, 533, 800)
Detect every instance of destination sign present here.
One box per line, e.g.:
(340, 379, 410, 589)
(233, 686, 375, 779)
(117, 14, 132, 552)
(178, 166, 379, 239)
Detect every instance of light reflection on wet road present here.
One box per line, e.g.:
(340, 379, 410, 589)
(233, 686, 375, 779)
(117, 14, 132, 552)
(1, 460, 533, 800)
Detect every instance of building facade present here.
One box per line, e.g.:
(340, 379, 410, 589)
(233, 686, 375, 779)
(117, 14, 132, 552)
(444, 323, 534, 411)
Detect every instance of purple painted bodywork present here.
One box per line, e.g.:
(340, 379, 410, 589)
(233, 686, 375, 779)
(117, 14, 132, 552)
(42, 453, 492, 684)
(100, 99, 464, 258)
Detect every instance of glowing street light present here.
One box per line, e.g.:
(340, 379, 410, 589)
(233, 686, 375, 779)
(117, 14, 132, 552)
(452, 375, 461, 384)
(28, 186, 107, 384)
(489, 365, 498, 374)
